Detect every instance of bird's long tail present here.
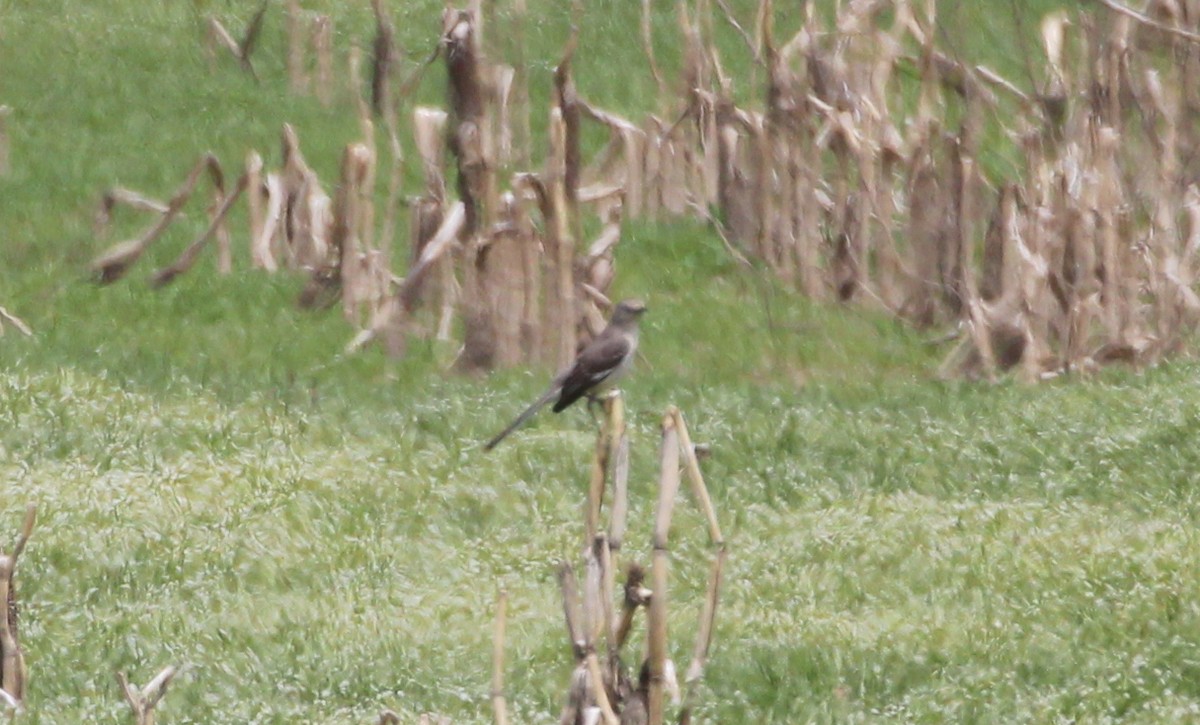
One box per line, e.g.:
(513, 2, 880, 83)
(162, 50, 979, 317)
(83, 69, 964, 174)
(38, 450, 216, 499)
(483, 386, 559, 451)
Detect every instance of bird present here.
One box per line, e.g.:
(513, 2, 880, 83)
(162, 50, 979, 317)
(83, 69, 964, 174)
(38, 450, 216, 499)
(484, 298, 647, 451)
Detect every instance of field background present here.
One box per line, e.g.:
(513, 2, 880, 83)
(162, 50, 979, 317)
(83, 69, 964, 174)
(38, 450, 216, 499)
(8, 0, 1200, 722)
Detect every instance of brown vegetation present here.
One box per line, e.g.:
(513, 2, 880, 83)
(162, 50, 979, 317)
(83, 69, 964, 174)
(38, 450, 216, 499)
(0, 504, 36, 711)
(536, 397, 724, 725)
(117, 666, 177, 725)
(88, 0, 1200, 381)
(595, 0, 1200, 380)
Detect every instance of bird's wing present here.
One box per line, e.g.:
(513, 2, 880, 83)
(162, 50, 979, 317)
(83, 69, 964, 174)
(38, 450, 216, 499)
(553, 331, 632, 412)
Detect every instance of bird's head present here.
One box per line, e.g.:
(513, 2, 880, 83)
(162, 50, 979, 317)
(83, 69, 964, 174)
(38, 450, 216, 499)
(611, 298, 648, 326)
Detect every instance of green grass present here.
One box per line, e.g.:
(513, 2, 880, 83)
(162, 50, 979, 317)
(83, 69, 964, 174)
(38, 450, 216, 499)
(14, 0, 1200, 723)
(11, 361, 1200, 722)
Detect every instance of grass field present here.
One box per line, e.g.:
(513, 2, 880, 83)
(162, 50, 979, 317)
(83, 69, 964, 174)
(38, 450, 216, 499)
(11, 0, 1200, 723)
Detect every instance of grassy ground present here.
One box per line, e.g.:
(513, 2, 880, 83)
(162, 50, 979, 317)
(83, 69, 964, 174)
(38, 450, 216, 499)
(12, 0, 1200, 723)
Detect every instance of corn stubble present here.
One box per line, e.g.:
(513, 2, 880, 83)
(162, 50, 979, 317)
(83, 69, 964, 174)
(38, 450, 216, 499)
(635, 0, 1200, 380)
(84, 0, 1200, 380)
(89, 1, 631, 375)
(515, 397, 725, 725)
(0, 504, 35, 714)
(117, 666, 177, 725)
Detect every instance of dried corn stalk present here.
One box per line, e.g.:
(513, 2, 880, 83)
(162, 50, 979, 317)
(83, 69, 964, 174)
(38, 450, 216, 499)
(118, 666, 176, 725)
(1, 505, 37, 707)
(90, 154, 222, 283)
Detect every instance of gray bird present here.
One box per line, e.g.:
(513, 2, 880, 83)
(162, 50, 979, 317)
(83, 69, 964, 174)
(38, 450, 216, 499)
(484, 299, 647, 451)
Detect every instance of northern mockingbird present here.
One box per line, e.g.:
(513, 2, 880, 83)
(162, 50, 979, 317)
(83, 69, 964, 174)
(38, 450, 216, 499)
(484, 299, 647, 451)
